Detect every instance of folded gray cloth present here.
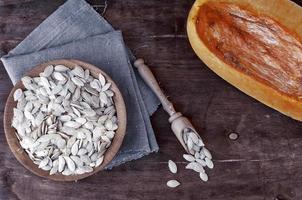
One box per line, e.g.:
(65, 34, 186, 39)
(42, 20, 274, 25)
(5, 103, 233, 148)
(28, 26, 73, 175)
(1, 0, 160, 169)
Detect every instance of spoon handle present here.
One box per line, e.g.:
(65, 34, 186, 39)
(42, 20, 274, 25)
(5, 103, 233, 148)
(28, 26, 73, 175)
(134, 59, 176, 116)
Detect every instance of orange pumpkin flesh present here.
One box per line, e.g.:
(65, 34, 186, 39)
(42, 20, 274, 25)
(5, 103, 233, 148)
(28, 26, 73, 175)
(187, 0, 302, 121)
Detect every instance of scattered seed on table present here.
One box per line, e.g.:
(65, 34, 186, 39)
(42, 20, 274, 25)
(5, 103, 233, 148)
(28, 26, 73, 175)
(168, 160, 177, 174)
(167, 180, 180, 188)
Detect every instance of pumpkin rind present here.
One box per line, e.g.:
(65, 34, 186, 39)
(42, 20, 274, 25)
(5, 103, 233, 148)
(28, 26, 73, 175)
(187, 0, 302, 121)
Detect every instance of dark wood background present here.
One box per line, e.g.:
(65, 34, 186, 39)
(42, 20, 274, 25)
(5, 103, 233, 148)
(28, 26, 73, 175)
(0, 0, 302, 199)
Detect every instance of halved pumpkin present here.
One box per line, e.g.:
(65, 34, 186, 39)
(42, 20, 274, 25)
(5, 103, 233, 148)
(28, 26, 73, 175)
(187, 0, 302, 121)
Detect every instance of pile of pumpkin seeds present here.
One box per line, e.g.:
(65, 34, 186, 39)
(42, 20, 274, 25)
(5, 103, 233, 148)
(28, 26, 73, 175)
(167, 128, 213, 187)
(12, 64, 118, 176)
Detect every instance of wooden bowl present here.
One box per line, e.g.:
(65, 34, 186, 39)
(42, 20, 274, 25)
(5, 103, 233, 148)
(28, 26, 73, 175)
(3, 59, 127, 181)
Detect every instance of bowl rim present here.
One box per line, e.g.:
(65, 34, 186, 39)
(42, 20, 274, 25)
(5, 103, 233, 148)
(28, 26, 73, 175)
(3, 59, 127, 181)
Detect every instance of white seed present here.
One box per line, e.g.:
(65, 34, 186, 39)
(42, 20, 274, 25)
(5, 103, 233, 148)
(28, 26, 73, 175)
(83, 166, 93, 173)
(49, 165, 58, 175)
(199, 151, 205, 159)
(12, 65, 118, 176)
(202, 147, 212, 159)
(64, 156, 76, 172)
(98, 115, 108, 124)
(183, 132, 188, 144)
(41, 165, 52, 171)
(58, 156, 65, 172)
(168, 160, 177, 174)
(95, 156, 104, 167)
(98, 74, 106, 86)
(55, 65, 69, 72)
(71, 76, 84, 86)
(185, 162, 205, 173)
(35, 150, 48, 157)
(41, 65, 53, 77)
(90, 80, 101, 91)
(76, 131, 86, 139)
(197, 139, 205, 147)
(24, 110, 34, 120)
(76, 167, 86, 175)
(199, 172, 208, 182)
(13, 89, 23, 101)
(187, 137, 193, 151)
(183, 154, 195, 162)
(189, 131, 199, 144)
(196, 159, 207, 166)
(99, 92, 108, 104)
(56, 138, 66, 149)
(21, 76, 32, 84)
(53, 72, 66, 81)
(64, 121, 82, 129)
(101, 83, 111, 92)
(62, 168, 72, 176)
(193, 144, 201, 152)
(65, 133, 75, 144)
(40, 77, 50, 88)
(71, 140, 79, 156)
(104, 119, 113, 130)
(106, 131, 115, 139)
(75, 117, 87, 125)
(70, 155, 84, 167)
(59, 115, 72, 122)
(38, 157, 49, 168)
(77, 148, 87, 156)
(84, 69, 90, 80)
(205, 157, 214, 169)
(167, 180, 180, 188)
(72, 66, 85, 78)
(80, 155, 91, 165)
(84, 122, 94, 130)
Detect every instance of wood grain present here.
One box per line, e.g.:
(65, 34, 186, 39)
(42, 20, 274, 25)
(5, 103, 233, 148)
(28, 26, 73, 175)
(4, 59, 127, 181)
(0, 0, 302, 199)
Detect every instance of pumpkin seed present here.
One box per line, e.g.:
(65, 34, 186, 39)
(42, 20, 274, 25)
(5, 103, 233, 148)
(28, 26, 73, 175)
(183, 154, 195, 162)
(202, 147, 212, 159)
(199, 172, 208, 182)
(55, 65, 69, 72)
(167, 180, 180, 188)
(53, 72, 66, 81)
(168, 160, 177, 174)
(98, 74, 106, 86)
(64, 156, 76, 172)
(40, 65, 53, 77)
(205, 157, 214, 169)
(13, 89, 23, 101)
(12, 64, 117, 176)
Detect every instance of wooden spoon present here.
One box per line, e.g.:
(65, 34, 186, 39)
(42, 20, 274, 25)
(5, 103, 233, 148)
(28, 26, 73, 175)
(134, 58, 201, 153)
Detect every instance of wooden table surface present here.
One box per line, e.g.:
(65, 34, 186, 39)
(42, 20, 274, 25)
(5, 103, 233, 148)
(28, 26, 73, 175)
(0, 0, 302, 199)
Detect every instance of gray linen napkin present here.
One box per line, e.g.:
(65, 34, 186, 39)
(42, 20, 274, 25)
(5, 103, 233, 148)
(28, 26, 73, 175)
(1, 0, 160, 169)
